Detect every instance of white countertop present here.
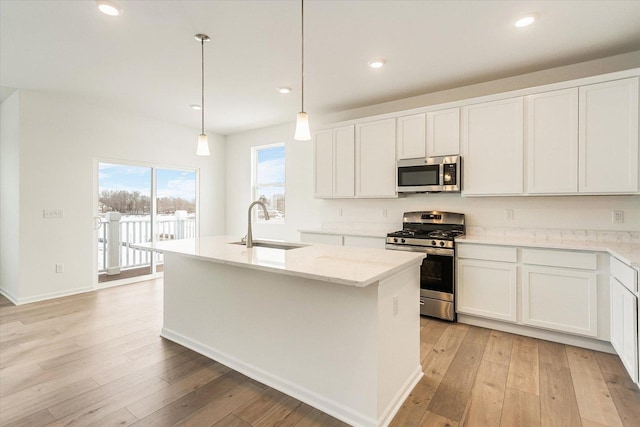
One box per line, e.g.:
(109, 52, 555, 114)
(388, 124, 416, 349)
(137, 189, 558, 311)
(298, 228, 389, 238)
(133, 235, 424, 287)
(456, 235, 640, 270)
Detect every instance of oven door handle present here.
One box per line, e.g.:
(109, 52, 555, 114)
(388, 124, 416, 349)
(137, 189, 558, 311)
(385, 244, 454, 257)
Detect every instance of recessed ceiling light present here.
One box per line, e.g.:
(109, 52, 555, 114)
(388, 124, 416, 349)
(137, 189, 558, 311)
(515, 14, 536, 28)
(368, 59, 387, 69)
(96, 0, 122, 16)
(190, 104, 202, 111)
(278, 87, 292, 94)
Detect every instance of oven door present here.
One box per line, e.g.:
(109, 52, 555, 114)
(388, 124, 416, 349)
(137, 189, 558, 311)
(420, 252, 454, 302)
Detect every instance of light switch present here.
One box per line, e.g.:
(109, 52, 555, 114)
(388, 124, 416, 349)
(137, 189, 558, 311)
(43, 208, 64, 219)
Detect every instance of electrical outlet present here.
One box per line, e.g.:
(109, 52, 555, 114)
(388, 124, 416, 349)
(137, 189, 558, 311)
(393, 295, 399, 316)
(505, 209, 514, 221)
(337, 208, 343, 217)
(612, 210, 624, 224)
(43, 208, 64, 219)
(55, 263, 64, 273)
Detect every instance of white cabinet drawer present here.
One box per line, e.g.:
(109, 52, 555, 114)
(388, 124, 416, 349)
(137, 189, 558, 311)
(611, 256, 638, 293)
(343, 235, 385, 249)
(522, 248, 597, 270)
(457, 244, 517, 263)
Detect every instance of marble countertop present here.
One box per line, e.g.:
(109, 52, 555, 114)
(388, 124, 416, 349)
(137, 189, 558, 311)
(133, 235, 424, 287)
(456, 235, 640, 270)
(298, 228, 389, 238)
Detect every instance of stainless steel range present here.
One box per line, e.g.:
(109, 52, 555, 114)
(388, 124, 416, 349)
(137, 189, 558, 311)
(385, 211, 465, 321)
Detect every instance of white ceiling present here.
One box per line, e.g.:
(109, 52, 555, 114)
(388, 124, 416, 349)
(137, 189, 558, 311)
(2, 0, 640, 135)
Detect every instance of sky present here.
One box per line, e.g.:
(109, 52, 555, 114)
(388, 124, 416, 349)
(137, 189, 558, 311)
(99, 163, 196, 201)
(256, 145, 285, 184)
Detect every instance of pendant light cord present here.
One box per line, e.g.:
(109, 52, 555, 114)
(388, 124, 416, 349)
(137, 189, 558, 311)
(201, 37, 205, 135)
(301, 0, 304, 113)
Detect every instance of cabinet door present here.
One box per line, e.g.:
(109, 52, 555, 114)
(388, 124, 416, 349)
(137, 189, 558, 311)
(355, 119, 397, 197)
(526, 88, 579, 194)
(579, 77, 639, 193)
(461, 98, 524, 195)
(522, 266, 597, 337)
(427, 108, 460, 156)
(314, 130, 333, 198)
(300, 232, 343, 246)
(611, 277, 639, 382)
(456, 259, 517, 322)
(343, 235, 385, 249)
(333, 125, 355, 197)
(397, 114, 426, 160)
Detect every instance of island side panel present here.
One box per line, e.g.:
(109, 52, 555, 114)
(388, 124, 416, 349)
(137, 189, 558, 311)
(376, 265, 423, 424)
(161, 252, 380, 427)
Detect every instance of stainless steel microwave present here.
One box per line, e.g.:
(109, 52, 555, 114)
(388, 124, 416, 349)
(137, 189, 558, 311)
(397, 156, 461, 193)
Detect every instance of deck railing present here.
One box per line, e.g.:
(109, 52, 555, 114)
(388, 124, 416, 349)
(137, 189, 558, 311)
(98, 212, 196, 273)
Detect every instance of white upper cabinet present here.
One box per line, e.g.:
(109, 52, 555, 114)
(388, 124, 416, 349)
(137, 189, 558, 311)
(462, 97, 524, 195)
(396, 113, 426, 160)
(427, 108, 460, 156)
(313, 125, 355, 198)
(579, 77, 639, 194)
(334, 125, 356, 197)
(356, 119, 397, 198)
(314, 129, 334, 198)
(526, 88, 579, 194)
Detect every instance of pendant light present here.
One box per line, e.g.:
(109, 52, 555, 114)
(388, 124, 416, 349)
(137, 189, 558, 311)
(195, 33, 211, 156)
(294, 0, 311, 141)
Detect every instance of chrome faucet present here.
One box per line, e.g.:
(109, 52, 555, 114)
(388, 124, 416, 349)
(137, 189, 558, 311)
(246, 200, 270, 248)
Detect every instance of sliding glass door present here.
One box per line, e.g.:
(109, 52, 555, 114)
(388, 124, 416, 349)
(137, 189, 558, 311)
(96, 162, 197, 283)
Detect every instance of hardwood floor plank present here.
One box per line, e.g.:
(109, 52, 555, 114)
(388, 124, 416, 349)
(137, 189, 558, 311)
(127, 364, 232, 419)
(129, 371, 247, 426)
(428, 327, 491, 421)
(483, 330, 515, 366)
(46, 376, 169, 426)
(459, 359, 508, 427)
(212, 413, 253, 427)
(538, 339, 570, 368)
(252, 399, 314, 427)
(158, 353, 221, 384)
(420, 318, 449, 362)
(84, 407, 139, 427)
(499, 387, 540, 427)
(0, 378, 100, 425)
(419, 410, 459, 427)
(539, 362, 582, 427)
(294, 407, 345, 427)
(176, 380, 264, 427)
(233, 386, 296, 424)
(595, 351, 640, 427)
(566, 346, 624, 427)
(390, 376, 439, 427)
(1, 408, 56, 427)
(507, 336, 540, 395)
(421, 323, 469, 376)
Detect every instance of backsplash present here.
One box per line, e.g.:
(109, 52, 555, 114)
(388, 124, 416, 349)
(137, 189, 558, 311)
(466, 226, 640, 243)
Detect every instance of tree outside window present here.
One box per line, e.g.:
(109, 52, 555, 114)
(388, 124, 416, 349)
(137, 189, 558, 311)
(252, 143, 285, 222)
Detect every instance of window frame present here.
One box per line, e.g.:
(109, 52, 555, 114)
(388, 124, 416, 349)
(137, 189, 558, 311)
(251, 142, 286, 224)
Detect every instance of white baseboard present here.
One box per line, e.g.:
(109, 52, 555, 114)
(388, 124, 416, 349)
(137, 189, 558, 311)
(458, 314, 616, 354)
(2, 286, 94, 306)
(162, 327, 389, 427)
(0, 287, 19, 305)
(96, 272, 163, 289)
(378, 366, 423, 427)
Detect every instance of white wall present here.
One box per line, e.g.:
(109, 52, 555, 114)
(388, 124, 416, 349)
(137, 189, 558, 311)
(3, 90, 226, 303)
(225, 52, 640, 241)
(225, 122, 323, 242)
(0, 91, 21, 301)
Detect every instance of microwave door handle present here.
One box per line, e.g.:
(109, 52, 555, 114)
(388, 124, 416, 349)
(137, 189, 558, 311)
(439, 163, 444, 185)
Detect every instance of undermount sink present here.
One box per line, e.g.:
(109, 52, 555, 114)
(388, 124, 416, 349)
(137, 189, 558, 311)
(230, 240, 307, 250)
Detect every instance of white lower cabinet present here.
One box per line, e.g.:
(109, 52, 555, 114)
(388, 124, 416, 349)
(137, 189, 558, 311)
(610, 277, 638, 382)
(522, 265, 598, 337)
(299, 232, 385, 249)
(457, 259, 517, 322)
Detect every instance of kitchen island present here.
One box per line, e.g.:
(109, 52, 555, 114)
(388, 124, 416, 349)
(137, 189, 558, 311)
(134, 236, 425, 427)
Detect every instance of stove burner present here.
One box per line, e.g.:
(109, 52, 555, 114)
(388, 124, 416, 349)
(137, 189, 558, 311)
(427, 229, 464, 239)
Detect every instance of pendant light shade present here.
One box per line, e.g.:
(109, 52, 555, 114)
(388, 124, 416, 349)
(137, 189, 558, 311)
(196, 134, 210, 156)
(195, 33, 211, 156)
(294, 112, 310, 141)
(294, 0, 311, 141)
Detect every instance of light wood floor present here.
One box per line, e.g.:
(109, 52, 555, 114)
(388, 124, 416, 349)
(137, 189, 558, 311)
(1, 280, 639, 426)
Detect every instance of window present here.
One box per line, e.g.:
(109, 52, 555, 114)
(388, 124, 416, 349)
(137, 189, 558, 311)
(252, 143, 285, 222)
